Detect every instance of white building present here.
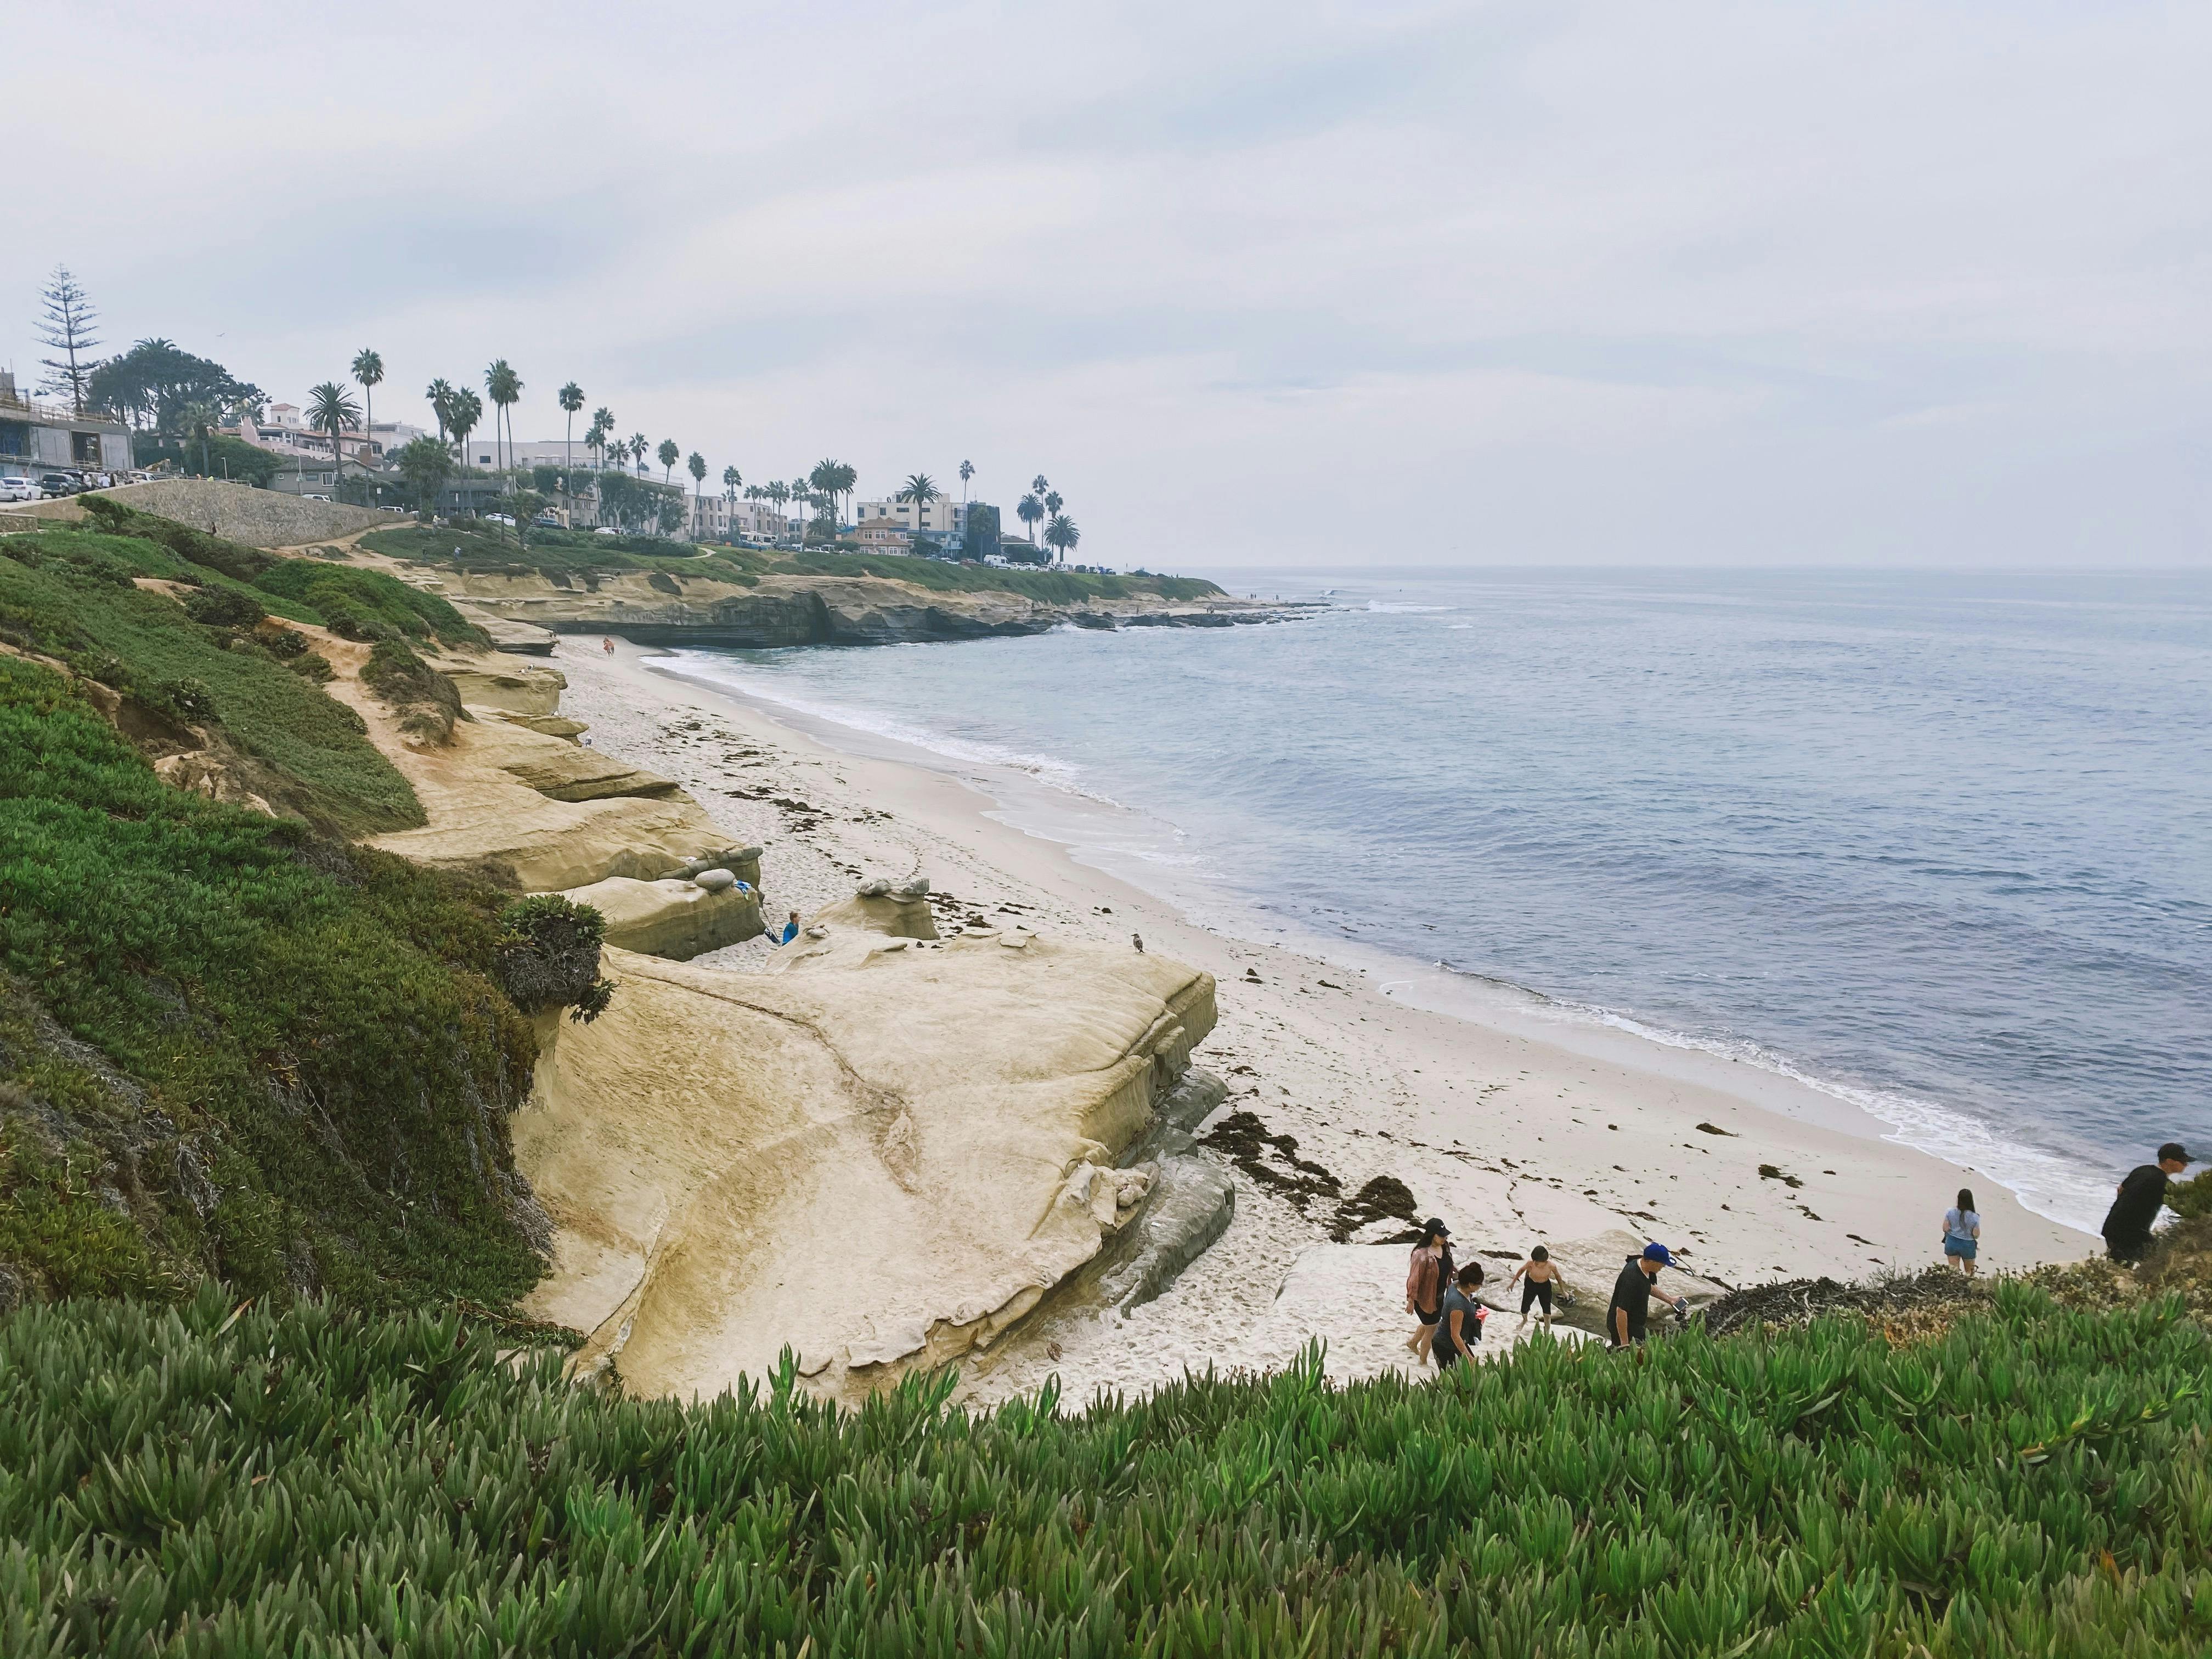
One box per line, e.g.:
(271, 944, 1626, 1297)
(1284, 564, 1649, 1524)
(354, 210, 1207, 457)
(854, 495, 968, 539)
(690, 493, 787, 544)
(495, 438, 628, 473)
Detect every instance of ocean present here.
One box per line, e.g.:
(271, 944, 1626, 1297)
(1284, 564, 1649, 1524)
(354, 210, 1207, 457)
(657, 567, 2212, 1234)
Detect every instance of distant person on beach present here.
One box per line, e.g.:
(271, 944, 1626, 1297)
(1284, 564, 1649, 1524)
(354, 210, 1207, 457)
(600, 637, 615, 657)
(1432, 1262, 1486, 1371)
(1508, 1246, 1568, 1330)
(1404, 1218, 1455, 1363)
(1607, 1243, 1684, 1349)
(1940, 1189, 1981, 1274)
(2102, 1143, 2192, 1265)
(781, 910, 801, 945)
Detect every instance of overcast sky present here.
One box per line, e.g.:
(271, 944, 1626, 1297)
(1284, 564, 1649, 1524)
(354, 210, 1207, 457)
(7, 2, 2208, 567)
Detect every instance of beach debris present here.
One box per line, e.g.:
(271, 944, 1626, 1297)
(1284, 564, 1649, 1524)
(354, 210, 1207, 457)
(1131, 932, 1144, 953)
(1200, 1110, 1344, 1211)
(1327, 1173, 1420, 1243)
(1695, 1122, 1735, 1136)
(1699, 1266, 1992, 1340)
(1243, 968, 1262, 984)
(1758, 1164, 1806, 1188)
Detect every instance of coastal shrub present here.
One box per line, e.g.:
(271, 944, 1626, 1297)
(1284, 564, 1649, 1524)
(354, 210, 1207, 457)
(180, 583, 264, 629)
(0, 654, 547, 1312)
(2, 1283, 2207, 1657)
(360, 636, 469, 743)
(0, 534, 418, 834)
(2165, 1169, 2212, 1219)
(252, 557, 488, 648)
(257, 621, 309, 659)
(78, 493, 275, 582)
(495, 894, 615, 1022)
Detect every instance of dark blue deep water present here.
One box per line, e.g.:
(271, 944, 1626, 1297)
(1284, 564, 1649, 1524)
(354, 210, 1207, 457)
(665, 568, 2212, 1230)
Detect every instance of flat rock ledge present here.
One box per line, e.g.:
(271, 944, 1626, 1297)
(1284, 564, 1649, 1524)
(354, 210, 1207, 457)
(516, 916, 1218, 1406)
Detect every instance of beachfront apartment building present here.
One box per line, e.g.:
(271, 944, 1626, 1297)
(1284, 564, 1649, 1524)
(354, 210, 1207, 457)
(493, 438, 621, 473)
(689, 493, 788, 544)
(0, 370, 134, 478)
(851, 518, 914, 550)
(855, 496, 969, 540)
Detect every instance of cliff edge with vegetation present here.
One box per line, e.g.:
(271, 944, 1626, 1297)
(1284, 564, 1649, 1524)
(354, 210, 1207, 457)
(353, 522, 1276, 647)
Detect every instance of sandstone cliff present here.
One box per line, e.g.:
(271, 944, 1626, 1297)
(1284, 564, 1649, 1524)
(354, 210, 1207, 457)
(516, 921, 1216, 1405)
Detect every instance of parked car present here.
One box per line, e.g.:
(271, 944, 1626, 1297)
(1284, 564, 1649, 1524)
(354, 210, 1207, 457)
(533, 511, 561, 527)
(0, 475, 40, 503)
(38, 472, 82, 498)
(484, 512, 515, 527)
(594, 526, 622, 536)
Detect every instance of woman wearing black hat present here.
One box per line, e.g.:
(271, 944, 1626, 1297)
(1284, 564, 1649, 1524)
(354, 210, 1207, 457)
(1404, 1218, 1455, 1363)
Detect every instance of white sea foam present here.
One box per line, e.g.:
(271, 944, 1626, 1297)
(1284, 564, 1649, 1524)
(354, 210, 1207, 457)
(1531, 997, 2114, 1235)
(1364, 600, 1457, 613)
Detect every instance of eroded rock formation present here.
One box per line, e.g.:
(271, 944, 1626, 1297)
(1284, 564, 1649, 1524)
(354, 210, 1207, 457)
(516, 903, 1216, 1404)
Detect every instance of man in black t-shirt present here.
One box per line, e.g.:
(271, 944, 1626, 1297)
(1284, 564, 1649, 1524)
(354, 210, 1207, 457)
(1607, 1243, 1684, 1347)
(2102, 1143, 2192, 1264)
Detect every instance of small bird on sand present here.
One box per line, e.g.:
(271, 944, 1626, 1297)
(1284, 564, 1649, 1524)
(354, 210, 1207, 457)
(1131, 932, 1144, 953)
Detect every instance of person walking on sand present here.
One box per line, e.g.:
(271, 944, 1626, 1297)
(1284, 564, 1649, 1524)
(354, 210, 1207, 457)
(1432, 1262, 1487, 1372)
(600, 636, 615, 657)
(1607, 1243, 1685, 1350)
(781, 910, 802, 945)
(1404, 1218, 1454, 1363)
(1940, 1189, 1982, 1274)
(1508, 1246, 1569, 1330)
(2102, 1143, 2192, 1265)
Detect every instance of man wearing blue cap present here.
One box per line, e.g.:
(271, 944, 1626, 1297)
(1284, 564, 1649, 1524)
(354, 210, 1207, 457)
(1607, 1243, 1685, 1349)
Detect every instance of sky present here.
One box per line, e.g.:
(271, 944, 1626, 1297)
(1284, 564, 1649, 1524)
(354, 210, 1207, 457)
(5, 1, 2209, 568)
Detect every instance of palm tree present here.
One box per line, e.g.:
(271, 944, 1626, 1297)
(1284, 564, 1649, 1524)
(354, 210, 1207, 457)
(425, 377, 456, 453)
(1031, 473, 1049, 503)
(483, 359, 521, 477)
(558, 382, 585, 498)
(1044, 513, 1080, 565)
(629, 433, 649, 475)
(1017, 493, 1044, 545)
(658, 439, 681, 487)
(351, 349, 383, 471)
(591, 406, 615, 462)
(449, 388, 482, 471)
(959, 459, 974, 503)
(584, 417, 606, 473)
(307, 381, 362, 486)
(176, 399, 218, 477)
(688, 451, 707, 531)
(722, 464, 741, 501)
(1044, 489, 1063, 520)
(896, 472, 941, 543)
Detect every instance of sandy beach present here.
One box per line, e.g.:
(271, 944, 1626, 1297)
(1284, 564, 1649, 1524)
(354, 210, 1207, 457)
(546, 636, 2097, 1404)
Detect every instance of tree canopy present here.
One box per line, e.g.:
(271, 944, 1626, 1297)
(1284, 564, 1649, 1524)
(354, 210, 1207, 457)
(89, 340, 265, 436)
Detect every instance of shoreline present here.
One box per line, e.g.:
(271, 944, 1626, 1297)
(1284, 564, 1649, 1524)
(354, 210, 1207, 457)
(547, 636, 2097, 1401)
